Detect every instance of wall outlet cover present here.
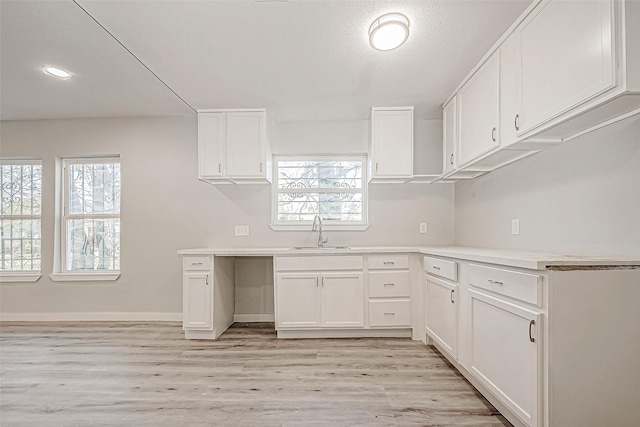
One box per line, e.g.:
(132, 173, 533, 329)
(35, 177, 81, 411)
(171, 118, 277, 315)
(420, 223, 427, 234)
(511, 219, 520, 235)
(235, 225, 250, 236)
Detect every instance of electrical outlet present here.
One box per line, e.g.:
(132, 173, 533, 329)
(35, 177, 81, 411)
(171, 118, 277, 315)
(511, 219, 520, 235)
(420, 222, 427, 234)
(235, 225, 250, 236)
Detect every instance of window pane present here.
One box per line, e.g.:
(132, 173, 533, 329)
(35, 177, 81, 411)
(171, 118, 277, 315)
(0, 219, 41, 271)
(66, 218, 120, 270)
(1, 164, 42, 216)
(278, 160, 362, 190)
(68, 162, 121, 215)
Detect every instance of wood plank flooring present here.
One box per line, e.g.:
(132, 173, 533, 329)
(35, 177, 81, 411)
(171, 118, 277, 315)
(0, 322, 511, 426)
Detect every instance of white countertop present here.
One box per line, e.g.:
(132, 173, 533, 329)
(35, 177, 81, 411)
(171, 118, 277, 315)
(178, 245, 640, 270)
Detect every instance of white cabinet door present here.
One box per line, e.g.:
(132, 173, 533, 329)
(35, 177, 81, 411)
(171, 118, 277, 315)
(458, 52, 500, 166)
(371, 108, 413, 180)
(500, 33, 519, 147)
(469, 289, 541, 427)
(275, 273, 320, 328)
(442, 97, 457, 175)
(183, 272, 212, 330)
(425, 275, 458, 359)
(198, 112, 225, 178)
(320, 273, 364, 328)
(517, 0, 615, 134)
(226, 111, 266, 178)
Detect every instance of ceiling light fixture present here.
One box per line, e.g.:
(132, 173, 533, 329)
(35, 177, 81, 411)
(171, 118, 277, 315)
(43, 66, 72, 80)
(369, 13, 410, 51)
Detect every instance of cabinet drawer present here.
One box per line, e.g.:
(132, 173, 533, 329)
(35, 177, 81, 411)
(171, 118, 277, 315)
(369, 271, 410, 298)
(368, 254, 409, 270)
(183, 256, 213, 271)
(369, 300, 411, 327)
(276, 256, 364, 271)
(424, 256, 458, 282)
(468, 264, 542, 306)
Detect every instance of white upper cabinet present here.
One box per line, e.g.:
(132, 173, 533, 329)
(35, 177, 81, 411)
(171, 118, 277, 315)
(369, 107, 414, 183)
(198, 109, 271, 184)
(457, 52, 500, 167)
(442, 96, 457, 175)
(517, 0, 615, 134)
(438, 0, 639, 182)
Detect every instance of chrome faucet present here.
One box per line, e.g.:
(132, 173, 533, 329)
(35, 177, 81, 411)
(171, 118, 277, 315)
(312, 215, 328, 247)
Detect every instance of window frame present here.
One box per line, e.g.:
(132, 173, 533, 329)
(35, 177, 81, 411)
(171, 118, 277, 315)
(270, 155, 369, 231)
(0, 159, 42, 282)
(51, 157, 121, 282)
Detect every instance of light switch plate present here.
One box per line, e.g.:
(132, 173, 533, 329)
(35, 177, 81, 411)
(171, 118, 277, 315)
(511, 219, 520, 235)
(235, 225, 250, 236)
(420, 223, 427, 234)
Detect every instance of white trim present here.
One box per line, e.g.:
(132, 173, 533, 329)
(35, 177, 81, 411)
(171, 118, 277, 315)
(277, 328, 412, 339)
(196, 107, 266, 113)
(233, 313, 275, 322)
(49, 272, 121, 282)
(270, 224, 370, 231)
(0, 312, 182, 322)
(0, 272, 41, 283)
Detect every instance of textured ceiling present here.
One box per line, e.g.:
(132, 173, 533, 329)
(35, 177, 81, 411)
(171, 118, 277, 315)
(0, 0, 531, 122)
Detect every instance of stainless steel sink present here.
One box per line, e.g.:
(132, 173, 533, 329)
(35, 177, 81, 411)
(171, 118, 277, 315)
(289, 246, 351, 250)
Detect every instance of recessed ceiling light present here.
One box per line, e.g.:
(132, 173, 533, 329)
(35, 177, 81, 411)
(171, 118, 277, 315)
(43, 66, 72, 80)
(369, 13, 410, 51)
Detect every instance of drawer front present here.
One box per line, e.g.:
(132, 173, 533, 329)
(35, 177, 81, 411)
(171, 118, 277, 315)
(183, 256, 213, 271)
(468, 263, 542, 306)
(369, 300, 411, 327)
(276, 255, 364, 271)
(369, 271, 410, 298)
(424, 256, 458, 282)
(368, 254, 409, 270)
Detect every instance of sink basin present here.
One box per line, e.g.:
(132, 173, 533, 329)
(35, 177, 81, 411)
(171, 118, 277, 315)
(290, 246, 351, 250)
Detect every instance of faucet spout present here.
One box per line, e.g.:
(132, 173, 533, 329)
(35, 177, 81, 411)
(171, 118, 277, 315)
(312, 215, 328, 247)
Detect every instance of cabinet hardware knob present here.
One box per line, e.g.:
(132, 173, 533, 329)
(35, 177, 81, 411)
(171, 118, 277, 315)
(383, 283, 395, 287)
(450, 154, 454, 165)
(316, 277, 319, 287)
(376, 162, 379, 172)
(384, 312, 395, 315)
(529, 320, 535, 343)
(491, 127, 497, 142)
(450, 289, 454, 304)
(383, 261, 395, 265)
(488, 279, 504, 285)
(432, 266, 441, 270)
(514, 114, 520, 131)
(205, 275, 209, 286)
(191, 262, 203, 265)
(260, 162, 263, 172)
(218, 163, 222, 173)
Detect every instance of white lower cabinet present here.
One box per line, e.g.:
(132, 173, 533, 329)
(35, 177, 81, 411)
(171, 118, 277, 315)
(425, 275, 458, 359)
(275, 273, 320, 328)
(183, 272, 212, 330)
(274, 256, 365, 330)
(469, 289, 541, 427)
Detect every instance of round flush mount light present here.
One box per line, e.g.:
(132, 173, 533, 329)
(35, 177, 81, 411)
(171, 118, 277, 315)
(43, 66, 72, 80)
(369, 13, 410, 51)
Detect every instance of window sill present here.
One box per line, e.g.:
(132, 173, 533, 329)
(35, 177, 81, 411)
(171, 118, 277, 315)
(0, 272, 42, 283)
(49, 272, 121, 282)
(270, 224, 370, 231)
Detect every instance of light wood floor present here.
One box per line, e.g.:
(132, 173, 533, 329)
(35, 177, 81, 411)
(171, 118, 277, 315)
(0, 322, 511, 426)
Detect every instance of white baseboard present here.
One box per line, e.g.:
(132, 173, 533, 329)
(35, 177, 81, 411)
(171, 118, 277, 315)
(233, 313, 275, 323)
(0, 312, 182, 322)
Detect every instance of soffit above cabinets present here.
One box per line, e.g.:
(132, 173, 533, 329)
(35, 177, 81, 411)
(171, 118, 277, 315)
(0, 0, 531, 122)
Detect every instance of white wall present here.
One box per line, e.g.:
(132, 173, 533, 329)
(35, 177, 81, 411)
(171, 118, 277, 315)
(0, 116, 454, 317)
(454, 114, 640, 257)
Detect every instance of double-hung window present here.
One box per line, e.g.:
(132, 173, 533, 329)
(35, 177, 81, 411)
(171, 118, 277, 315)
(61, 158, 121, 274)
(0, 160, 42, 281)
(272, 156, 368, 229)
